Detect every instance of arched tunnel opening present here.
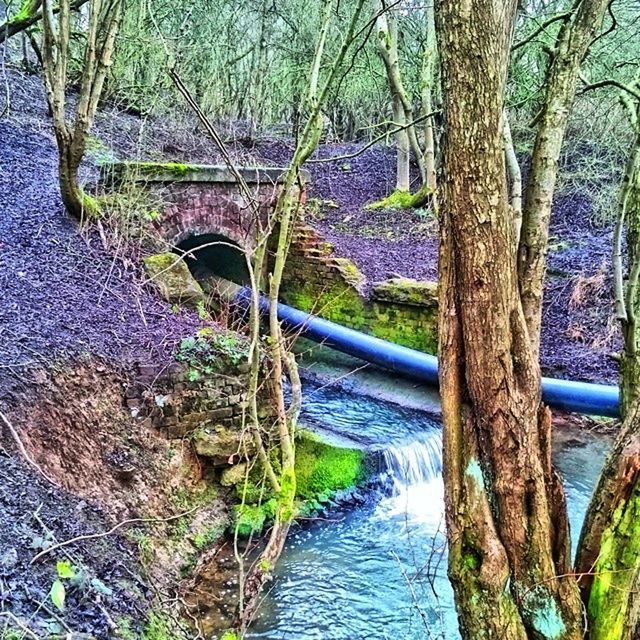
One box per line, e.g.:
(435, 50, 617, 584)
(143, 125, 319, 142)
(175, 233, 252, 294)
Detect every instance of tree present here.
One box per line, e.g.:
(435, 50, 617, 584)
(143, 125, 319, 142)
(41, 0, 123, 220)
(374, 0, 420, 191)
(371, 0, 437, 207)
(517, 0, 610, 360)
(575, 72, 640, 640)
(436, 1, 583, 636)
(437, 0, 640, 635)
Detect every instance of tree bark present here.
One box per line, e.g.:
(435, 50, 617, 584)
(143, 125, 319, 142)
(504, 108, 522, 246)
(435, 1, 583, 638)
(577, 94, 640, 640)
(517, 0, 609, 360)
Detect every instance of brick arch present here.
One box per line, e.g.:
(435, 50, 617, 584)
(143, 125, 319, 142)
(155, 182, 263, 252)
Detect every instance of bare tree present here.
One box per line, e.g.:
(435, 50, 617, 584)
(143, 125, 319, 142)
(41, 0, 123, 220)
(517, 0, 610, 360)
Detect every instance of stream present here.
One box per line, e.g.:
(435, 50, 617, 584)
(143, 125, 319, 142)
(247, 378, 612, 640)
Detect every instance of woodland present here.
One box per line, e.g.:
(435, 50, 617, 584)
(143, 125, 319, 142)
(0, 0, 639, 639)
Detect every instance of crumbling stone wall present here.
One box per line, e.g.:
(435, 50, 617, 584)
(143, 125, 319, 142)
(126, 361, 255, 465)
(281, 222, 439, 354)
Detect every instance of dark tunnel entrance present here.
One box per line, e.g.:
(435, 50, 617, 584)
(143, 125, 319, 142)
(176, 233, 252, 288)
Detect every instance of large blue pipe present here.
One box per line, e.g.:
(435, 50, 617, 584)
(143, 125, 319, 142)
(239, 289, 620, 418)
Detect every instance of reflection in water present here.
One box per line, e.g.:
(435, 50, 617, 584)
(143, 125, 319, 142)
(247, 383, 610, 640)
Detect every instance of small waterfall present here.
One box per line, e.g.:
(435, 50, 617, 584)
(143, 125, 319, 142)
(377, 430, 445, 530)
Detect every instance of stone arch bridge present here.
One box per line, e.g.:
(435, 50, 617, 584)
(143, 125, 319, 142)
(102, 161, 439, 354)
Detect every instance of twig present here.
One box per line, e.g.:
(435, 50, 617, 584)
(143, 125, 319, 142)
(0, 611, 40, 639)
(511, 11, 572, 51)
(30, 506, 199, 564)
(0, 410, 60, 487)
(27, 594, 73, 633)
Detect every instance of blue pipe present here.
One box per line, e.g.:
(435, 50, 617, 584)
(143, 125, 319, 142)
(239, 289, 620, 418)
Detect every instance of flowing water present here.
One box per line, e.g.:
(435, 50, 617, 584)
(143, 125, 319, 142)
(247, 381, 611, 640)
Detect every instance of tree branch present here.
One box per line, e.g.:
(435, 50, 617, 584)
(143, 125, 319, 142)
(308, 109, 440, 164)
(511, 11, 572, 52)
(0, 0, 88, 44)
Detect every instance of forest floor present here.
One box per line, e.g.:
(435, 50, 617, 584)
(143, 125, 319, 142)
(0, 71, 208, 638)
(257, 139, 620, 386)
(1, 68, 619, 388)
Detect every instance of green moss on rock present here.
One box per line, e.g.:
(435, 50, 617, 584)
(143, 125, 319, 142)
(294, 431, 366, 501)
(285, 283, 368, 331)
(143, 252, 204, 307)
(372, 278, 438, 307)
(233, 499, 277, 537)
(366, 185, 433, 210)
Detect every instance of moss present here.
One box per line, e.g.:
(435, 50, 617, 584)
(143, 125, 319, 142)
(372, 278, 438, 307)
(192, 524, 224, 551)
(294, 431, 366, 501)
(233, 499, 277, 537)
(278, 466, 297, 522)
(220, 632, 241, 640)
(142, 613, 182, 640)
(369, 319, 437, 354)
(144, 253, 178, 270)
(126, 161, 194, 176)
(587, 482, 640, 640)
(81, 192, 102, 220)
(335, 258, 365, 286)
(285, 283, 368, 331)
(10, 0, 35, 23)
(366, 185, 433, 210)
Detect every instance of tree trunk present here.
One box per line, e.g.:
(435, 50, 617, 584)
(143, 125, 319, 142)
(393, 93, 410, 191)
(504, 108, 522, 246)
(420, 3, 437, 193)
(517, 0, 609, 360)
(41, 0, 122, 221)
(435, 1, 583, 638)
(375, 2, 425, 189)
(577, 111, 640, 640)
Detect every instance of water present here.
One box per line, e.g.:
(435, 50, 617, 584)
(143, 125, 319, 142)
(247, 382, 611, 640)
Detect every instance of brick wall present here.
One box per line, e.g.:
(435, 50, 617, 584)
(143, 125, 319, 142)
(281, 221, 439, 354)
(125, 361, 250, 440)
(156, 182, 275, 250)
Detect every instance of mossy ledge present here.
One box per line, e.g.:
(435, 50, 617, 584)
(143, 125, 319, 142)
(231, 431, 368, 537)
(100, 161, 301, 185)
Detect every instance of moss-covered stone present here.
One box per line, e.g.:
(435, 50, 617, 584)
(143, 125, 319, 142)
(229, 432, 368, 537)
(143, 252, 204, 307)
(372, 278, 438, 308)
(294, 431, 366, 501)
(365, 184, 433, 210)
(220, 463, 247, 487)
(193, 426, 255, 465)
(285, 282, 368, 331)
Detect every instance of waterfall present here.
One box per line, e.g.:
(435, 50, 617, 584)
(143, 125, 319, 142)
(377, 430, 445, 531)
